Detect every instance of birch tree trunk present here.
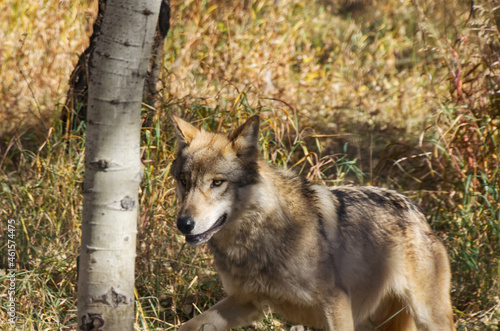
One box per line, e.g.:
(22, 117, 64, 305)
(63, 0, 170, 134)
(77, 1, 161, 330)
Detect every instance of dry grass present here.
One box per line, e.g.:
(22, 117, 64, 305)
(0, 0, 96, 138)
(1, 0, 499, 330)
(162, 0, 438, 133)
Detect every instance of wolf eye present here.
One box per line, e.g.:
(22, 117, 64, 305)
(179, 177, 187, 186)
(211, 179, 224, 188)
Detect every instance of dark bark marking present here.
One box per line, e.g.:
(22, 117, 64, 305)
(158, 0, 171, 38)
(79, 313, 105, 331)
(120, 196, 136, 210)
(90, 159, 110, 171)
(90, 286, 129, 308)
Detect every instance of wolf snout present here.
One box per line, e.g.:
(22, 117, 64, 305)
(177, 216, 195, 234)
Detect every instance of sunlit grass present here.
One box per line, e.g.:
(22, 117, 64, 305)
(0, 0, 95, 138)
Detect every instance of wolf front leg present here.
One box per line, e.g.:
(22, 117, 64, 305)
(179, 296, 263, 331)
(322, 289, 355, 331)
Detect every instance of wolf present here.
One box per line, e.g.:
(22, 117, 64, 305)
(171, 115, 456, 331)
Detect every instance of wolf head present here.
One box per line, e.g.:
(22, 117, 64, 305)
(171, 115, 261, 246)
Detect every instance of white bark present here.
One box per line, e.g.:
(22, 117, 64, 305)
(77, 1, 161, 330)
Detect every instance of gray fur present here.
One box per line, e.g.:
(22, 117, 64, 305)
(171, 115, 456, 331)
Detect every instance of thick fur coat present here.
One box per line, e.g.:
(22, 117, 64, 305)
(171, 115, 456, 331)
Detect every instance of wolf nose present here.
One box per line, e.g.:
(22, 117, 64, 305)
(177, 216, 195, 234)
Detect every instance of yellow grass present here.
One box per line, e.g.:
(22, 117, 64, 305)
(0, 0, 96, 136)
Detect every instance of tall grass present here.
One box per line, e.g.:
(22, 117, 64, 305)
(416, 0, 500, 323)
(0, 0, 95, 139)
(1, 0, 499, 330)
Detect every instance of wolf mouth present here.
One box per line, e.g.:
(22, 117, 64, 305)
(185, 213, 228, 246)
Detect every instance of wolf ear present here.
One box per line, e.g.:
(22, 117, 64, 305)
(229, 115, 260, 158)
(171, 115, 200, 147)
